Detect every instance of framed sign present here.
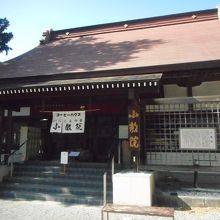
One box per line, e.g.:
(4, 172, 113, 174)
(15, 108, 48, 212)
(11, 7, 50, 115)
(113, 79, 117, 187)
(179, 128, 216, 150)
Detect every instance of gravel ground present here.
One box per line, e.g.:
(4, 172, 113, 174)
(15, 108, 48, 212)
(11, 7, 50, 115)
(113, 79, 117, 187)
(0, 199, 220, 220)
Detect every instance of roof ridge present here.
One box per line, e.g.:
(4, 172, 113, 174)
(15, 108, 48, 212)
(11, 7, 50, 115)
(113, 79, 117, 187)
(39, 8, 218, 44)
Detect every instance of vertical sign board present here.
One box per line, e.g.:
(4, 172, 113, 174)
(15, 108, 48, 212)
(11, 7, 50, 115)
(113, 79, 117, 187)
(60, 151, 68, 164)
(128, 104, 140, 151)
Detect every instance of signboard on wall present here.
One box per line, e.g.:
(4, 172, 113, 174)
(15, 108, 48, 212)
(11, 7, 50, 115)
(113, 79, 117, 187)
(50, 111, 85, 133)
(128, 104, 140, 151)
(179, 128, 216, 150)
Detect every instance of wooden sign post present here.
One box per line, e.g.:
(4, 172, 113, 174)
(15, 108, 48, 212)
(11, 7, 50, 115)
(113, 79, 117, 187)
(128, 101, 141, 172)
(60, 151, 68, 175)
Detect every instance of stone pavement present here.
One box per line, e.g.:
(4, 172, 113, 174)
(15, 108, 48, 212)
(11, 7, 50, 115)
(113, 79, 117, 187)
(0, 199, 220, 220)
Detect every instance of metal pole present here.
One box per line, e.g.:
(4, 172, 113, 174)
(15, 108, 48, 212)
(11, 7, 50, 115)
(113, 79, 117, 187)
(111, 156, 114, 178)
(137, 151, 140, 172)
(10, 154, 14, 177)
(64, 164, 66, 173)
(132, 151, 139, 172)
(132, 154, 136, 172)
(103, 172, 107, 205)
(118, 141, 121, 165)
(193, 171, 198, 188)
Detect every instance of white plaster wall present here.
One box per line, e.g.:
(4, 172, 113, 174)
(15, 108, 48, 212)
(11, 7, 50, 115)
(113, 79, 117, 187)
(193, 81, 220, 96)
(164, 81, 220, 98)
(4, 107, 30, 117)
(163, 84, 187, 98)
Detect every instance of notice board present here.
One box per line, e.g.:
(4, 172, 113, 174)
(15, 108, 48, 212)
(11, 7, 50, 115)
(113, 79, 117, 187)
(179, 128, 216, 150)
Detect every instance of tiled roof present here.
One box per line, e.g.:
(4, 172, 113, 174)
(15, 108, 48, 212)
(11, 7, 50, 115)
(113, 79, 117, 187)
(0, 8, 220, 80)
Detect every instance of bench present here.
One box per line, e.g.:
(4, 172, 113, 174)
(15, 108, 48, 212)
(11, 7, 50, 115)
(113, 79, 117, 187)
(101, 203, 175, 220)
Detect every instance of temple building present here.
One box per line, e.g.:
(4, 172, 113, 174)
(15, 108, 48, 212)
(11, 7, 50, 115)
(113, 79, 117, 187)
(0, 8, 220, 171)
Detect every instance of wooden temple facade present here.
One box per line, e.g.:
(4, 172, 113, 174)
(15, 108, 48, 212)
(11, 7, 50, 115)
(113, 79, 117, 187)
(0, 8, 220, 169)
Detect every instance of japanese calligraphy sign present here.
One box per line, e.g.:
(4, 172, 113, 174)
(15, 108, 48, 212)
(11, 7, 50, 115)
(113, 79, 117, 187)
(50, 111, 85, 133)
(50, 112, 63, 133)
(128, 104, 140, 151)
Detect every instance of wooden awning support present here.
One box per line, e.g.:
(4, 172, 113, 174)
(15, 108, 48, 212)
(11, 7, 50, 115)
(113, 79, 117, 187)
(40, 109, 100, 113)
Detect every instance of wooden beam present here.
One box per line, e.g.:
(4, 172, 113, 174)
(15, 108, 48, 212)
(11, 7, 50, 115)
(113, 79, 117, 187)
(40, 109, 100, 113)
(141, 95, 220, 105)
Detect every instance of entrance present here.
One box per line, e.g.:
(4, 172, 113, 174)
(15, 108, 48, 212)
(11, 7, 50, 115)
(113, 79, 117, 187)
(42, 114, 120, 162)
(3, 91, 129, 163)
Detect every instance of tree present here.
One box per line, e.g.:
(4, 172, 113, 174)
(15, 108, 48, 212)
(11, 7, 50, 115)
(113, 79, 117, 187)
(0, 18, 13, 55)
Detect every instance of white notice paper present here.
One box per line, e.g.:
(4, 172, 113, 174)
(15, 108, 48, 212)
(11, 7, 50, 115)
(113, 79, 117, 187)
(60, 151, 68, 164)
(50, 111, 85, 133)
(180, 128, 216, 150)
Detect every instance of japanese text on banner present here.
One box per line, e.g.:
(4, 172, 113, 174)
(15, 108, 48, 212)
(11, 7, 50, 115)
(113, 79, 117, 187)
(50, 111, 85, 133)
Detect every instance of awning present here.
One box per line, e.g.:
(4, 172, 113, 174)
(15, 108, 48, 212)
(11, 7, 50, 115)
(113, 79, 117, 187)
(0, 73, 162, 96)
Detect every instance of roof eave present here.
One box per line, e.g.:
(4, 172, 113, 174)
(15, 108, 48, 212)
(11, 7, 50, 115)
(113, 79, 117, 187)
(0, 59, 220, 85)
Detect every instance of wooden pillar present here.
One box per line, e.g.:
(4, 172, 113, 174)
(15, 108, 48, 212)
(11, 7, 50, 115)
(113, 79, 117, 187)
(140, 101, 146, 164)
(5, 109, 13, 156)
(187, 86, 193, 111)
(187, 86, 193, 97)
(128, 89, 141, 172)
(0, 109, 3, 159)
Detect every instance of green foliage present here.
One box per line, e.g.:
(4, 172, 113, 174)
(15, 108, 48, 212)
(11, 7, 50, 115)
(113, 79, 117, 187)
(0, 18, 13, 55)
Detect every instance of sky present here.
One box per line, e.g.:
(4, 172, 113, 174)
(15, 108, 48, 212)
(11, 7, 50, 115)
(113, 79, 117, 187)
(0, 0, 220, 62)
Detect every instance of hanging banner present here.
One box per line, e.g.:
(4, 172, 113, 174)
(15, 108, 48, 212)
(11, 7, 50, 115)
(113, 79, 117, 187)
(50, 111, 85, 133)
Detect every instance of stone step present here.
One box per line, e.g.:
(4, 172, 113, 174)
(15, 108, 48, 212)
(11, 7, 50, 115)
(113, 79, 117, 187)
(13, 170, 112, 180)
(3, 176, 112, 189)
(14, 164, 108, 174)
(0, 161, 114, 205)
(24, 161, 109, 169)
(0, 190, 105, 205)
(0, 182, 112, 197)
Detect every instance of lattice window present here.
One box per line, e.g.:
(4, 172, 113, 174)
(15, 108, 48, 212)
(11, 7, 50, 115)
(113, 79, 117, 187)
(144, 102, 220, 166)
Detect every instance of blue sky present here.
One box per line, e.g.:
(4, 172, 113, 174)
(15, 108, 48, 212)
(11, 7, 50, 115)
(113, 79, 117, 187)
(0, 0, 219, 62)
